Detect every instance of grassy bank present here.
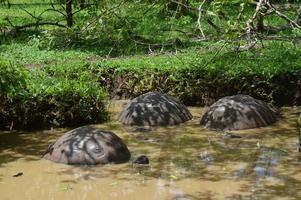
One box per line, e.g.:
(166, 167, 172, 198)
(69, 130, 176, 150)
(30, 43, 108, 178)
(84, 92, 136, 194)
(95, 40, 301, 105)
(1, 40, 301, 130)
(0, 1, 301, 130)
(0, 58, 108, 130)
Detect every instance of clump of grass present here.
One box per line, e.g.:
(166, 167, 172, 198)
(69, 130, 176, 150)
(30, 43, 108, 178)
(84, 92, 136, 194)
(0, 59, 27, 96)
(0, 58, 108, 130)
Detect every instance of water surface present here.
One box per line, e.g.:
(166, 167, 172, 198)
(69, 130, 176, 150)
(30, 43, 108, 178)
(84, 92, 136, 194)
(0, 102, 300, 200)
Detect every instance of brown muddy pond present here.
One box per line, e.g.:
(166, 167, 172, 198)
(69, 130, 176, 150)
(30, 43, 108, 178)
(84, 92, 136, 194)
(0, 101, 300, 200)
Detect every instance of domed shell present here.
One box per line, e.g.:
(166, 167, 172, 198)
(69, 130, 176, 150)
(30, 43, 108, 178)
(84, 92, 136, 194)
(119, 92, 192, 126)
(200, 95, 279, 131)
(43, 126, 131, 165)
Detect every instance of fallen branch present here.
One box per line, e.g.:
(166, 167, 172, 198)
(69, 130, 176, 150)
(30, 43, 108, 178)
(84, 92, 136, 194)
(129, 36, 174, 48)
(273, 3, 301, 12)
(5, 17, 66, 36)
(235, 40, 259, 52)
(259, 35, 301, 41)
(11, 22, 66, 30)
(267, 1, 301, 29)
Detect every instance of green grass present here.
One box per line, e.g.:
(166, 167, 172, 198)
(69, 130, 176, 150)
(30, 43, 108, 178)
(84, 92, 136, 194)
(0, 0, 63, 26)
(0, 39, 300, 130)
(0, 1, 212, 55)
(0, 42, 97, 65)
(88, 40, 300, 106)
(0, 57, 108, 130)
(2, 1, 299, 55)
(0, 1, 301, 130)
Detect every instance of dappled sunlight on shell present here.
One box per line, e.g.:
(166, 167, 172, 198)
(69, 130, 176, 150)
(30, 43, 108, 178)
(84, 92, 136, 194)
(119, 92, 192, 126)
(200, 95, 279, 131)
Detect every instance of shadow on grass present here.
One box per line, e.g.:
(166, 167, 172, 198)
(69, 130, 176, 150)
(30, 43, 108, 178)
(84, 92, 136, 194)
(0, 27, 190, 57)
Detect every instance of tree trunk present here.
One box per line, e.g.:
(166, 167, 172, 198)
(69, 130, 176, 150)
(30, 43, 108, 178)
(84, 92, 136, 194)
(66, 0, 73, 28)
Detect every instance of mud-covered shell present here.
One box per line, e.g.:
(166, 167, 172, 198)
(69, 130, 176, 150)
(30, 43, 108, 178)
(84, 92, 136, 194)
(200, 95, 279, 131)
(43, 126, 131, 165)
(118, 92, 192, 126)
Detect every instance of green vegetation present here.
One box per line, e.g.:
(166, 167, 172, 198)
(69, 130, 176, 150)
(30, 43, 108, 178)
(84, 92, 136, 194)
(0, 58, 108, 130)
(0, 59, 27, 95)
(94, 41, 301, 105)
(0, 0, 301, 129)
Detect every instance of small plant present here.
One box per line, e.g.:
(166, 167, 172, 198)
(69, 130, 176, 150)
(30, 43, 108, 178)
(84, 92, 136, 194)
(0, 59, 28, 97)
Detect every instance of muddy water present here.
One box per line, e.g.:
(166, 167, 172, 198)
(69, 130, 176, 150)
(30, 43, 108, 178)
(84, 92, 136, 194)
(0, 102, 300, 200)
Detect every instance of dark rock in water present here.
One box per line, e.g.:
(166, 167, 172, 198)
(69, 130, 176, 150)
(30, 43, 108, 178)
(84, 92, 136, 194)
(133, 127, 152, 132)
(133, 155, 149, 164)
(200, 95, 279, 131)
(119, 92, 192, 126)
(223, 132, 242, 139)
(12, 172, 23, 177)
(43, 126, 131, 165)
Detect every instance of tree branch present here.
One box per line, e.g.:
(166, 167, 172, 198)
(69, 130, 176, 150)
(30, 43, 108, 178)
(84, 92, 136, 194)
(267, 1, 301, 29)
(196, 0, 206, 38)
(5, 17, 66, 36)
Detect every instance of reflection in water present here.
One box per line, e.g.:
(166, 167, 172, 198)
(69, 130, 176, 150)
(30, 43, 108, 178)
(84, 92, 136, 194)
(0, 104, 300, 200)
(254, 147, 286, 180)
(199, 150, 214, 164)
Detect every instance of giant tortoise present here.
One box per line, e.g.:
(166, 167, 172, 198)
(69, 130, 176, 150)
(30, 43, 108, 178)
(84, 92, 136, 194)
(200, 94, 279, 131)
(43, 126, 131, 165)
(118, 91, 192, 126)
